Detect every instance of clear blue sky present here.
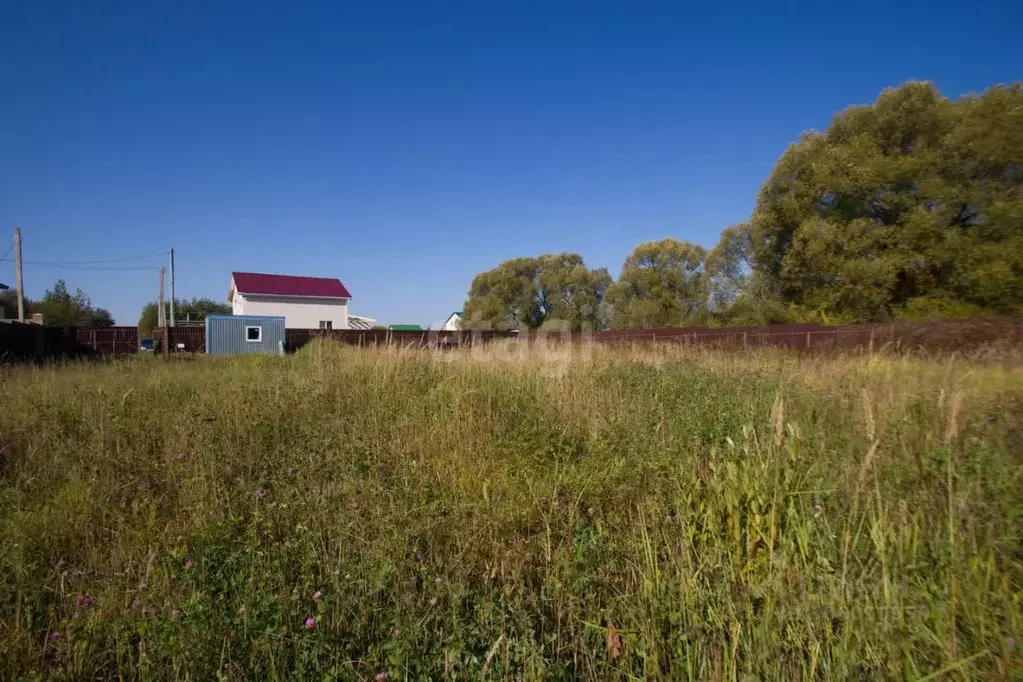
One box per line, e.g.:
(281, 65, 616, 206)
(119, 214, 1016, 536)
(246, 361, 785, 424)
(0, 0, 1017, 326)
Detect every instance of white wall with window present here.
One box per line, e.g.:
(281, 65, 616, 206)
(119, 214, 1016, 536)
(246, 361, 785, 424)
(232, 293, 350, 330)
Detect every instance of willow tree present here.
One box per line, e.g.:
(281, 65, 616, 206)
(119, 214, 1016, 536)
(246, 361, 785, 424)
(463, 253, 611, 331)
(605, 238, 708, 328)
(750, 81, 1023, 321)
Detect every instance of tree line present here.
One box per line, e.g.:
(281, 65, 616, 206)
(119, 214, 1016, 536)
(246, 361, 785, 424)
(0, 279, 231, 333)
(464, 82, 1023, 331)
(0, 279, 114, 327)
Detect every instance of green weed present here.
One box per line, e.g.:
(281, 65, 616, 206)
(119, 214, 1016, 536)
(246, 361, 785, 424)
(0, 343, 1020, 679)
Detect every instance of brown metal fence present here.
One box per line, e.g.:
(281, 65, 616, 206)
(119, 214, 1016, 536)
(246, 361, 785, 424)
(75, 326, 140, 355)
(4, 317, 1021, 364)
(587, 317, 1023, 350)
(0, 324, 139, 362)
(285, 328, 516, 350)
(153, 326, 206, 353)
(150, 327, 518, 353)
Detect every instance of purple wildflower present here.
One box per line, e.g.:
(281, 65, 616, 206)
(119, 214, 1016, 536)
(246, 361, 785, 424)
(434, 576, 443, 584)
(312, 590, 323, 603)
(174, 452, 186, 461)
(375, 673, 388, 682)
(304, 616, 316, 629)
(172, 480, 181, 490)
(1008, 637, 1016, 650)
(73, 594, 92, 607)
(184, 559, 194, 570)
(287, 466, 297, 474)
(256, 490, 266, 500)
(50, 631, 60, 641)
(131, 598, 141, 609)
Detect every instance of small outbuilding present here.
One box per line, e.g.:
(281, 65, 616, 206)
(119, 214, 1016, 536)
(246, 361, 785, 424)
(205, 314, 285, 356)
(441, 312, 462, 331)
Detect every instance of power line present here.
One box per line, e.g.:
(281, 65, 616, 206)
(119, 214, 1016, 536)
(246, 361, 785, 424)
(21, 262, 162, 271)
(16, 250, 169, 267)
(0, 244, 13, 262)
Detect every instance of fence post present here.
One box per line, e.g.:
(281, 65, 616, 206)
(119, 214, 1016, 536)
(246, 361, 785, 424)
(806, 331, 811, 349)
(743, 331, 748, 348)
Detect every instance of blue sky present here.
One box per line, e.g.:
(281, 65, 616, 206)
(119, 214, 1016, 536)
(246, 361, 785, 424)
(0, 0, 1017, 326)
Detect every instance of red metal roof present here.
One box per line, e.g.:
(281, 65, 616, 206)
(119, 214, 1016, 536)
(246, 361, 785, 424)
(232, 272, 352, 299)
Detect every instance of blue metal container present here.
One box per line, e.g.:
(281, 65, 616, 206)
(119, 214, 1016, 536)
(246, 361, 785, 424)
(205, 315, 286, 356)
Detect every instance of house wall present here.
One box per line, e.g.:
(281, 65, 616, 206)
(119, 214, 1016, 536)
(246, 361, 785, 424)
(441, 315, 462, 331)
(234, 293, 349, 329)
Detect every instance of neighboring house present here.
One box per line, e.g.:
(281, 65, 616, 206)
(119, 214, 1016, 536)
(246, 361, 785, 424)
(389, 324, 423, 331)
(441, 311, 462, 331)
(230, 272, 354, 330)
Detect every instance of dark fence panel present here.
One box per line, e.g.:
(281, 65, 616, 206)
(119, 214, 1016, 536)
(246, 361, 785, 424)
(0, 323, 76, 362)
(4, 317, 1021, 364)
(153, 326, 206, 353)
(285, 328, 517, 351)
(587, 317, 1023, 351)
(150, 327, 519, 354)
(1, 323, 138, 363)
(75, 326, 139, 355)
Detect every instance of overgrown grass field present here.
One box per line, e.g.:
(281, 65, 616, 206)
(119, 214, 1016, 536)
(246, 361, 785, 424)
(1, 342, 1020, 679)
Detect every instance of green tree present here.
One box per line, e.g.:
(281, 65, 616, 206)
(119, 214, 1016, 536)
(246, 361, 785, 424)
(463, 253, 611, 331)
(604, 238, 708, 328)
(138, 297, 231, 337)
(749, 81, 1023, 321)
(0, 289, 32, 320)
(706, 222, 754, 311)
(30, 279, 114, 327)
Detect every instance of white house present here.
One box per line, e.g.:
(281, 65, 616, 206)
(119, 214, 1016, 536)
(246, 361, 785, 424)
(441, 311, 462, 331)
(229, 272, 372, 330)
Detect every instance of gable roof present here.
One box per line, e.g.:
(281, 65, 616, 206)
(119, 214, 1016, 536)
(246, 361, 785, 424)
(232, 272, 352, 299)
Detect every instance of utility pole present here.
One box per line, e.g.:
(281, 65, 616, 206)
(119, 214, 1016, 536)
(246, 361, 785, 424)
(158, 265, 166, 329)
(13, 227, 24, 322)
(168, 247, 176, 327)
(159, 266, 168, 357)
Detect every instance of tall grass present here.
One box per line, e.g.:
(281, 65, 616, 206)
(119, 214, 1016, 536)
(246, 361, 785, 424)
(0, 342, 1020, 679)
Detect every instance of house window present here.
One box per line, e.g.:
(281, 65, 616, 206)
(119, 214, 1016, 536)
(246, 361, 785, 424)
(319, 320, 332, 330)
(246, 326, 262, 342)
